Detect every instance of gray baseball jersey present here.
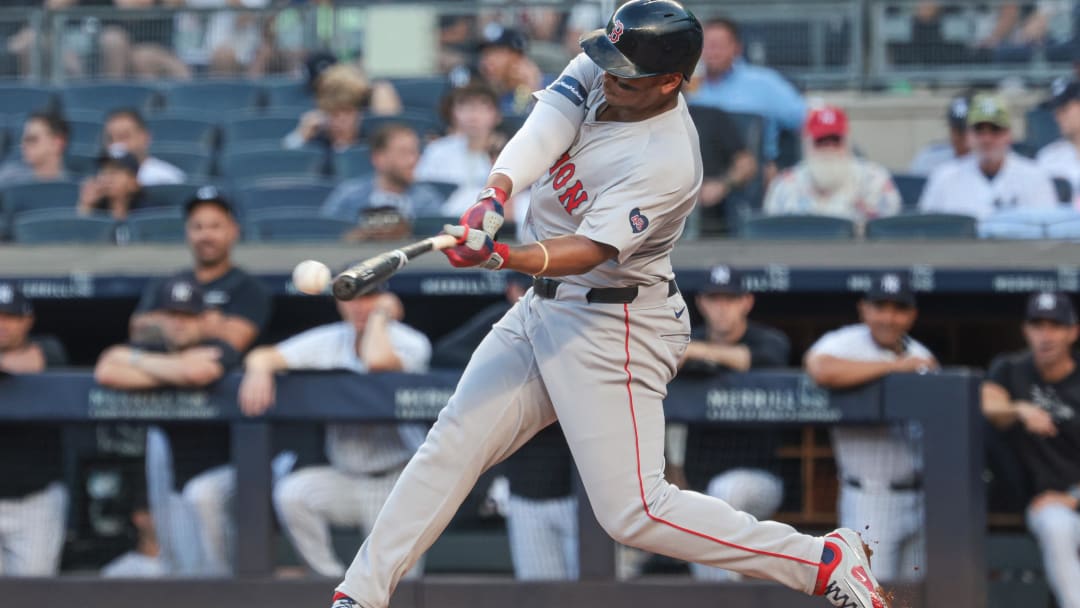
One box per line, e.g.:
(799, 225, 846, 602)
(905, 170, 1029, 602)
(336, 52, 829, 608)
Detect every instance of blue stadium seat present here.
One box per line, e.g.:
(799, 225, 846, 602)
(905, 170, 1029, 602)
(68, 117, 103, 148)
(1053, 177, 1073, 204)
(11, 209, 115, 244)
(153, 146, 213, 178)
(146, 116, 217, 150)
(236, 182, 334, 216)
(1024, 108, 1060, 152)
(978, 207, 1080, 239)
(142, 183, 207, 210)
(222, 116, 298, 149)
(415, 180, 458, 200)
(0, 85, 56, 115)
(59, 83, 159, 117)
(126, 209, 186, 243)
(263, 80, 313, 110)
(1046, 217, 1080, 240)
(741, 214, 855, 240)
(333, 145, 373, 179)
(220, 147, 327, 182)
(64, 144, 99, 177)
(2, 180, 80, 217)
(892, 173, 927, 211)
(360, 112, 442, 141)
(865, 213, 977, 239)
(412, 215, 460, 237)
(498, 114, 527, 138)
(164, 81, 263, 114)
(246, 207, 353, 242)
(390, 76, 449, 113)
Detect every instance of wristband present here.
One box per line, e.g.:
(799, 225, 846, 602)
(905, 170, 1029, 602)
(477, 186, 509, 205)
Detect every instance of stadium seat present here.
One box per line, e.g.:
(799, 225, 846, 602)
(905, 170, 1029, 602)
(11, 209, 115, 244)
(59, 83, 159, 117)
(1046, 217, 1080, 240)
(1053, 177, 1073, 204)
(263, 80, 313, 110)
(892, 173, 927, 211)
(245, 207, 353, 242)
(142, 183, 207, 210)
(2, 180, 80, 217)
(220, 148, 327, 182)
(1024, 107, 1059, 152)
(222, 116, 298, 149)
(412, 215, 460, 237)
(153, 146, 214, 178)
(415, 180, 458, 200)
(236, 182, 334, 216)
(0, 85, 56, 115)
(978, 207, 1080, 239)
(865, 213, 977, 239)
(333, 145, 373, 179)
(126, 209, 186, 243)
(68, 117, 103, 148)
(498, 114, 527, 138)
(978, 220, 1046, 240)
(146, 116, 218, 150)
(740, 214, 855, 240)
(360, 112, 442, 141)
(164, 81, 264, 114)
(64, 144, 100, 177)
(390, 76, 449, 113)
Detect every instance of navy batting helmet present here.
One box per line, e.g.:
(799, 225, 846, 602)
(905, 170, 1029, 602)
(580, 0, 703, 80)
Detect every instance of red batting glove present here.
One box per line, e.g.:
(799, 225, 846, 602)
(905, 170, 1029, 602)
(442, 224, 509, 269)
(459, 187, 507, 238)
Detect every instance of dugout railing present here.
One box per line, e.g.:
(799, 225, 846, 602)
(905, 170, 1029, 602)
(0, 369, 984, 608)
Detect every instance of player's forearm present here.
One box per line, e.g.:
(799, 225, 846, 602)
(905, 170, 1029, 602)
(981, 382, 1021, 429)
(804, 354, 897, 389)
(729, 151, 758, 187)
(360, 313, 404, 372)
(502, 235, 617, 277)
(684, 341, 751, 372)
(244, 347, 288, 373)
(94, 347, 165, 389)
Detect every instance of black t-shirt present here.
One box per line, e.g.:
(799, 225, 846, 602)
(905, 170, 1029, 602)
(504, 424, 574, 500)
(689, 105, 748, 177)
(0, 340, 71, 498)
(137, 267, 272, 340)
(987, 351, 1080, 495)
(682, 321, 791, 490)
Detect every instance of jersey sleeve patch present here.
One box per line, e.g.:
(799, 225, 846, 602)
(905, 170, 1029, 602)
(629, 207, 649, 233)
(548, 75, 588, 106)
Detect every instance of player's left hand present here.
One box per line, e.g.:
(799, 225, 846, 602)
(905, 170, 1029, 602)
(442, 224, 509, 270)
(459, 187, 507, 238)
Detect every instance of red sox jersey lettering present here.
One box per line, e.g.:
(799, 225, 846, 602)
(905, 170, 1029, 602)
(548, 151, 589, 214)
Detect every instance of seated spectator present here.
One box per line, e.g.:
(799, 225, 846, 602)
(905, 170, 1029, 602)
(284, 62, 401, 153)
(690, 106, 758, 233)
(237, 285, 429, 579)
(95, 277, 241, 576)
(320, 124, 444, 241)
(0, 111, 70, 187)
(1038, 78, 1080, 205)
(131, 187, 270, 355)
(77, 147, 148, 221)
(415, 82, 504, 216)
(763, 105, 900, 231)
(182, 0, 289, 78)
(909, 92, 972, 176)
(99, 1, 193, 80)
(675, 266, 789, 582)
(982, 291, 1080, 608)
(920, 93, 1058, 220)
(103, 109, 185, 186)
(689, 17, 806, 167)
(805, 272, 937, 583)
(976, 2, 1077, 63)
(0, 282, 69, 577)
(475, 26, 544, 116)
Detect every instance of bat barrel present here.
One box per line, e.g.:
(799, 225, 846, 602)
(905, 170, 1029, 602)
(332, 274, 362, 301)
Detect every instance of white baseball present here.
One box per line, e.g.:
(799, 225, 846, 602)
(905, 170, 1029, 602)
(292, 260, 331, 295)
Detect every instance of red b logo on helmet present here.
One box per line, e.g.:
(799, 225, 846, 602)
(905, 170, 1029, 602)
(608, 19, 624, 43)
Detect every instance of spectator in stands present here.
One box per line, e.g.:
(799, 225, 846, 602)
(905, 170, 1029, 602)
(982, 291, 1080, 608)
(237, 284, 429, 579)
(320, 124, 444, 241)
(671, 265, 789, 581)
(0, 283, 69, 577)
(690, 105, 759, 234)
(919, 93, 1058, 220)
(103, 109, 185, 186)
(77, 147, 148, 221)
(130, 187, 271, 354)
(976, 3, 1078, 63)
(284, 62, 401, 153)
(1038, 78, 1080, 206)
(0, 112, 70, 187)
(475, 25, 544, 116)
(805, 272, 936, 583)
(101, 0, 192, 80)
(182, 0, 289, 78)
(763, 105, 900, 232)
(909, 92, 973, 176)
(689, 17, 806, 168)
(95, 277, 241, 576)
(415, 82, 504, 216)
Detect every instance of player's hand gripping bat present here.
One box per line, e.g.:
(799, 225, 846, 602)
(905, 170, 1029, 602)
(332, 233, 459, 300)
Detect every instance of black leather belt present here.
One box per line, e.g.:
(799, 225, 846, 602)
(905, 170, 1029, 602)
(843, 476, 922, 492)
(532, 277, 678, 304)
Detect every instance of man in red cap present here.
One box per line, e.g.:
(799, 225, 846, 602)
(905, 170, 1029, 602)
(764, 105, 900, 233)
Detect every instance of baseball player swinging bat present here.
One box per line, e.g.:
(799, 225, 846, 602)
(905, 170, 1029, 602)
(332, 233, 459, 300)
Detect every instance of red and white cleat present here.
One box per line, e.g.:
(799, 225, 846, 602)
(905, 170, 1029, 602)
(814, 528, 891, 608)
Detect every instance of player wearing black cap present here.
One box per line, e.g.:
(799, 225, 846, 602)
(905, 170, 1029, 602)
(1037, 78, 1080, 202)
(908, 92, 973, 176)
(983, 291, 1080, 608)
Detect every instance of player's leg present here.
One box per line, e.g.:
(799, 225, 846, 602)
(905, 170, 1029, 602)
(507, 494, 572, 580)
(0, 482, 67, 575)
(274, 465, 365, 577)
(337, 295, 556, 608)
(356, 468, 424, 580)
(691, 468, 784, 581)
(1027, 502, 1080, 608)
(529, 295, 824, 594)
(182, 464, 235, 575)
(555, 495, 581, 579)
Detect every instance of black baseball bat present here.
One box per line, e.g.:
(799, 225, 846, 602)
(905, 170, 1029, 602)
(332, 233, 459, 301)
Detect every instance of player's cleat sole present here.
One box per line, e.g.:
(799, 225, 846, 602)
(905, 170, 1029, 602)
(815, 527, 891, 608)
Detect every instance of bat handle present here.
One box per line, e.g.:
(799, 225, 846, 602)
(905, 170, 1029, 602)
(429, 233, 460, 252)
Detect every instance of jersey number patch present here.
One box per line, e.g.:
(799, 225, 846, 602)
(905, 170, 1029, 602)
(549, 152, 590, 214)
